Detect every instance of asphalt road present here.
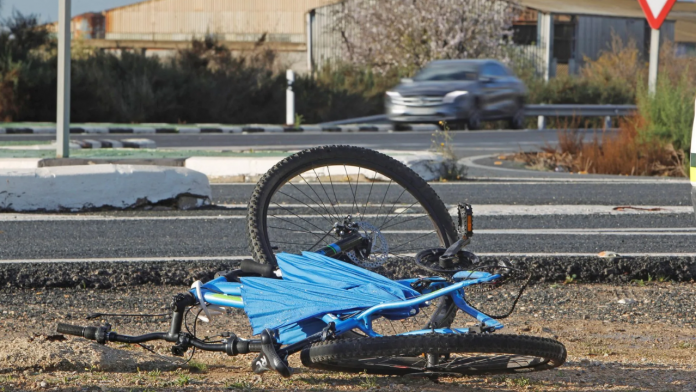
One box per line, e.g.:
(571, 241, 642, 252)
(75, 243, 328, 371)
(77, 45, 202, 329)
(0, 128, 610, 156)
(1, 181, 693, 261)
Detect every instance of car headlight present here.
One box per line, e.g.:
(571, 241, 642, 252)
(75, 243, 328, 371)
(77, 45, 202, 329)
(390, 105, 406, 114)
(386, 91, 403, 104)
(442, 91, 468, 104)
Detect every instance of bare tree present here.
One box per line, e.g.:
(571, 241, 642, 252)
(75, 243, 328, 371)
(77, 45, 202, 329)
(335, 0, 519, 73)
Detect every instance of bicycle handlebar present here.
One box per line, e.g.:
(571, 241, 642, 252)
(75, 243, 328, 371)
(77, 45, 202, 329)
(57, 323, 96, 339)
(58, 323, 169, 344)
(56, 323, 264, 355)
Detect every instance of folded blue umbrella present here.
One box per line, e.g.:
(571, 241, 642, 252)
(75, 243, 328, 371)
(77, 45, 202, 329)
(279, 252, 419, 299)
(241, 252, 421, 339)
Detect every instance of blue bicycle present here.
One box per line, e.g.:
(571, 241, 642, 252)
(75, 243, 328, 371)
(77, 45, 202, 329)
(58, 146, 566, 378)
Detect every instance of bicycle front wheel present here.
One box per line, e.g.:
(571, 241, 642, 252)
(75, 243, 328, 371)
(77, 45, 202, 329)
(301, 334, 567, 376)
(246, 145, 457, 270)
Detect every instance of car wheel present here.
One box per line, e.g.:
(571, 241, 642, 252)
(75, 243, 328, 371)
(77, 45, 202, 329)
(509, 108, 525, 130)
(466, 110, 482, 131)
(391, 122, 409, 131)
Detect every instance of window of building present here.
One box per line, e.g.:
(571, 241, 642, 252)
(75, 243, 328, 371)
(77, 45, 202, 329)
(553, 15, 577, 64)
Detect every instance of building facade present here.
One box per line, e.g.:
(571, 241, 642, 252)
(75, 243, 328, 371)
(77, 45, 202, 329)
(54, 0, 696, 75)
(54, 0, 336, 72)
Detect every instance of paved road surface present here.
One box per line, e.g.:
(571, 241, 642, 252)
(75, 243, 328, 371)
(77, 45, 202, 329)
(1, 180, 692, 262)
(0, 128, 610, 156)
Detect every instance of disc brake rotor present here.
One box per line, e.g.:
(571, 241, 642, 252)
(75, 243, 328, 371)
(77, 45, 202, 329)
(346, 221, 389, 268)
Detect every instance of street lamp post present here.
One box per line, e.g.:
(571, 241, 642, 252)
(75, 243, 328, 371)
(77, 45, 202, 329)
(56, 0, 71, 158)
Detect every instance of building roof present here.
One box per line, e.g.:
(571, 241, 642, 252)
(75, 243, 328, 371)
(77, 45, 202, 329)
(520, 0, 696, 22)
(520, 0, 696, 42)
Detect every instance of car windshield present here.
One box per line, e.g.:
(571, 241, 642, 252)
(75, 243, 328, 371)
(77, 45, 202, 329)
(413, 64, 478, 81)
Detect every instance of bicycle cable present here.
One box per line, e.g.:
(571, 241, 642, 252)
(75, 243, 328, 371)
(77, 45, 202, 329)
(86, 312, 169, 320)
(464, 270, 533, 320)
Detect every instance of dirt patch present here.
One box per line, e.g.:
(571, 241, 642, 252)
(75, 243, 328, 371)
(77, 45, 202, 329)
(1, 283, 695, 390)
(0, 335, 178, 373)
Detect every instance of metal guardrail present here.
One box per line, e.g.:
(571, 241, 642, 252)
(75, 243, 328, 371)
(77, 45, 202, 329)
(525, 104, 637, 117)
(319, 104, 638, 127)
(320, 114, 390, 126)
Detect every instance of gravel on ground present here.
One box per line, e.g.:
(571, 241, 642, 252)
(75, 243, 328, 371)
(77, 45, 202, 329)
(1, 282, 695, 391)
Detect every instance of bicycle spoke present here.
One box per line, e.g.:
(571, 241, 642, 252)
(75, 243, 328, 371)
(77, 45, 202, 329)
(344, 165, 359, 218)
(389, 231, 437, 252)
(313, 168, 342, 219)
(380, 199, 424, 230)
(373, 179, 392, 224)
(277, 189, 334, 227)
(377, 188, 408, 229)
(327, 168, 341, 218)
(297, 174, 339, 222)
(361, 171, 378, 220)
(268, 205, 326, 235)
(267, 240, 319, 247)
(380, 213, 431, 232)
(267, 223, 323, 238)
(306, 228, 337, 252)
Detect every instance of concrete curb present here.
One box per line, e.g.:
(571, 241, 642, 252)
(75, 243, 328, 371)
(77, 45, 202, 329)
(0, 165, 211, 212)
(73, 138, 156, 149)
(183, 151, 449, 181)
(0, 139, 156, 150)
(0, 123, 440, 134)
(0, 151, 451, 182)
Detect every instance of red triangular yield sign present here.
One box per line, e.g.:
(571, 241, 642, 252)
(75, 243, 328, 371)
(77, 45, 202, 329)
(637, 0, 678, 29)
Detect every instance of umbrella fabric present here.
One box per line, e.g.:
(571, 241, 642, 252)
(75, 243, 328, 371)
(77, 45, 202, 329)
(241, 252, 420, 337)
(278, 252, 420, 299)
(241, 277, 402, 335)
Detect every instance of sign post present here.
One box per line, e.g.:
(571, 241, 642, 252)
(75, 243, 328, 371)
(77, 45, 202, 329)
(637, 0, 677, 95)
(286, 70, 295, 126)
(57, 0, 71, 158)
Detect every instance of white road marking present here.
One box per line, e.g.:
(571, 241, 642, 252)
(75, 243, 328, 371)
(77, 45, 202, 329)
(0, 204, 691, 222)
(376, 228, 696, 236)
(449, 205, 693, 216)
(476, 252, 696, 257)
(211, 177, 690, 185)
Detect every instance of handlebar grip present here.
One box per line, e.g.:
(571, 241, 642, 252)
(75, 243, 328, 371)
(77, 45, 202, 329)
(57, 323, 98, 340)
(240, 259, 275, 278)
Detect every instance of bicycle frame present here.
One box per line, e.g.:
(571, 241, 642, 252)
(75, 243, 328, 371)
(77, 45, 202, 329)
(194, 270, 504, 345)
(58, 220, 510, 373)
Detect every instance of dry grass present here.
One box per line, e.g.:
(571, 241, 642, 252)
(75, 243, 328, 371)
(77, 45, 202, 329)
(514, 115, 687, 177)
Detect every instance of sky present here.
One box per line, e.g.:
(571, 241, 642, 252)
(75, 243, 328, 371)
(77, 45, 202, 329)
(1, 0, 138, 23)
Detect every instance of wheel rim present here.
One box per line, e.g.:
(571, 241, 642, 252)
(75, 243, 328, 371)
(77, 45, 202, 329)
(321, 353, 550, 375)
(260, 163, 451, 270)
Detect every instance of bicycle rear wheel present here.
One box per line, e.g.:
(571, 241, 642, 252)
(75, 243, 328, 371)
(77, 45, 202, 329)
(246, 145, 457, 271)
(300, 334, 567, 376)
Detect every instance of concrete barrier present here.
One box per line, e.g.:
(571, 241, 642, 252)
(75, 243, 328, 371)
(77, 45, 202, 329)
(0, 165, 211, 212)
(185, 151, 447, 182)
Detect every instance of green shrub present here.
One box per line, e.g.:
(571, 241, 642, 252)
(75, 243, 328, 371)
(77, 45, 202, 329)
(637, 73, 695, 164)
